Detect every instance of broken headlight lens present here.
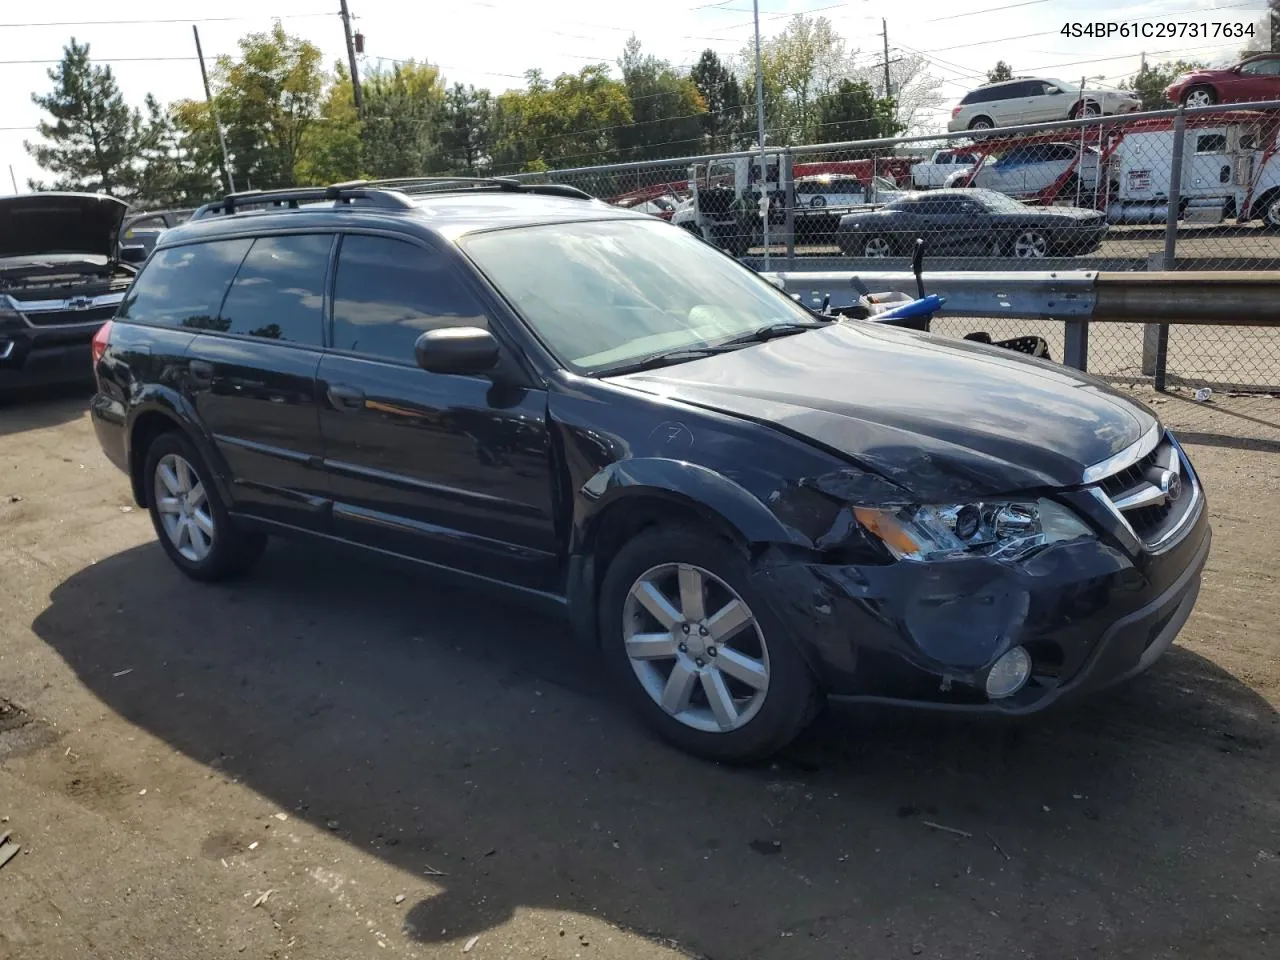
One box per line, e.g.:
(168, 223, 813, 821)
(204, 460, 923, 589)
(853, 499, 1094, 563)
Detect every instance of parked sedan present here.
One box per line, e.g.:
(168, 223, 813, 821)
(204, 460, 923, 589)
(1165, 54, 1280, 107)
(836, 188, 1108, 259)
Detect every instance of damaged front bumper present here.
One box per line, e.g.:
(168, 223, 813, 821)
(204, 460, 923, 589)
(751, 499, 1211, 713)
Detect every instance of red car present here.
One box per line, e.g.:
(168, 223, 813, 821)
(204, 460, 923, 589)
(1165, 54, 1280, 108)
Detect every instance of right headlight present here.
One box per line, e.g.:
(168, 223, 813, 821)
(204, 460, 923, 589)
(853, 498, 1095, 563)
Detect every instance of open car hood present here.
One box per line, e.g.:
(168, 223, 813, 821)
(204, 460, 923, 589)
(0, 192, 129, 260)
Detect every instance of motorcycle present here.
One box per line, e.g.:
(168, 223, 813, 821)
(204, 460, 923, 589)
(816, 239, 1054, 361)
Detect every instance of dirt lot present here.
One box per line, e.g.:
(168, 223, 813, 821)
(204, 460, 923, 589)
(1, 388, 1277, 960)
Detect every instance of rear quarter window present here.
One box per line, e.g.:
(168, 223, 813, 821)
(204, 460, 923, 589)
(117, 239, 252, 329)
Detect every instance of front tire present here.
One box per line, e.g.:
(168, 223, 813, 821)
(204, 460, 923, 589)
(598, 527, 820, 762)
(862, 235, 894, 258)
(1012, 228, 1049, 259)
(1182, 85, 1216, 108)
(143, 431, 266, 582)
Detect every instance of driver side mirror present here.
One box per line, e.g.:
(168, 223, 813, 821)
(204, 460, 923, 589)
(414, 327, 499, 376)
(1046, 86, 1062, 95)
(119, 245, 148, 264)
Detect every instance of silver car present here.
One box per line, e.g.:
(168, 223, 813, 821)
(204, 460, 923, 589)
(949, 78, 1141, 133)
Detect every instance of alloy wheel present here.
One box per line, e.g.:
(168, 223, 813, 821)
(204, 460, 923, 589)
(864, 236, 892, 257)
(622, 562, 770, 734)
(1185, 89, 1214, 108)
(154, 453, 215, 562)
(1013, 230, 1048, 259)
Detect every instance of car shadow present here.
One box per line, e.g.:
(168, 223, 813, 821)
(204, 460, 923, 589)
(31, 540, 1280, 959)
(0, 384, 92, 437)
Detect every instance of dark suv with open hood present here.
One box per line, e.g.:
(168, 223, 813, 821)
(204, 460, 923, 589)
(89, 179, 1211, 762)
(1, 192, 141, 392)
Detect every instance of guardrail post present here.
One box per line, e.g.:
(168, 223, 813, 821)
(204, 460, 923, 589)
(1141, 253, 1165, 375)
(782, 148, 796, 269)
(1150, 107, 1187, 392)
(1063, 320, 1089, 371)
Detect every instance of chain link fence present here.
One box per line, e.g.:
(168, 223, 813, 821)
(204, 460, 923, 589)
(518, 101, 1280, 445)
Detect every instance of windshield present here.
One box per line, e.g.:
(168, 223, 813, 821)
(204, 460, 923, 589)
(460, 218, 818, 375)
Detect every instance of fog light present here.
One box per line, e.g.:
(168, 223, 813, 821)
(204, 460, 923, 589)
(985, 646, 1032, 699)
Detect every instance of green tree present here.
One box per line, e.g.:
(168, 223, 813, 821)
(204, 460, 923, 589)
(1126, 59, 1207, 110)
(492, 66, 631, 171)
(132, 95, 217, 207)
(299, 63, 364, 184)
(814, 78, 900, 148)
(987, 61, 1013, 83)
(213, 24, 327, 189)
(169, 98, 228, 194)
(690, 49, 744, 151)
(616, 37, 706, 162)
(741, 14, 853, 144)
(440, 83, 494, 175)
(25, 38, 141, 196)
(361, 60, 448, 178)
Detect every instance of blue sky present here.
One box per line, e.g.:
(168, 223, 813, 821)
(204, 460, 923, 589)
(0, 0, 1270, 194)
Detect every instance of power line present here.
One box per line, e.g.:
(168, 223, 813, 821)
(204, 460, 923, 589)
(0, 12, 334, 28)
(927, 0, 1053, 22)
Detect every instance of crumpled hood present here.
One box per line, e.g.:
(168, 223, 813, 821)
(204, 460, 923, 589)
(0, 192, 129, 260)
(609, 321, 1157, 502)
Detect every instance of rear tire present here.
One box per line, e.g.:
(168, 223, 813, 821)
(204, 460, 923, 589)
(862, 235, 894, 258)
(968, 116, 993, 131)
(143, 431, 267, 582)
(598, 527, 820, 763)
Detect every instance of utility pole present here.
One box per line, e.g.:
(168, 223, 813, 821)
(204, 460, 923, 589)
(881, 19, 892, 100)
(8, 165, 17, 194)
(193, 25, 235, 194)
(752, 0, 770, 269)
(338, 0, 364, 114)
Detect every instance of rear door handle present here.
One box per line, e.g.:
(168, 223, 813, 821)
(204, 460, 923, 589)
(189, 359, 214, 386)
(327, 383, 365, 411)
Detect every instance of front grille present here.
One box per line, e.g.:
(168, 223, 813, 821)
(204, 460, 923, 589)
(1095, 433, 1194, 544)
(20, 304, 117, 327)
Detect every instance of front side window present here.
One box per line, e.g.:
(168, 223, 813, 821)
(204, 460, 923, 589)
(218, 234, 332, 345)
(1241, 58, 1280, 76)
(117, 238, 252, 329)
(331, 234, 490, 364)
(460, 218, 817, 375)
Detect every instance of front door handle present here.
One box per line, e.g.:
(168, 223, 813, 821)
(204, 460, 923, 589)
(189, 359, 214, 386)
(327, 383, 366, 411)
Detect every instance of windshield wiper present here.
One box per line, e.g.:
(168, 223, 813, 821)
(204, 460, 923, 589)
(716, 319, 831, 346)
(598, 321, 829, 377)
(597, 345, 740, 376)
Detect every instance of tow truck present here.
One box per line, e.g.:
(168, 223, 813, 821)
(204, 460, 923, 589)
(948, 109, 1280, 228)
(672, 151, 922, 255)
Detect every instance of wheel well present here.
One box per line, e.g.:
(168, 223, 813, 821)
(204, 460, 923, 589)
(128, 411, 183, 507)
(1070, 98, 1099, 117)
(969, 115, 993, 128)
(1251, 187, 1280, 224)
(587, 495, 747, 581)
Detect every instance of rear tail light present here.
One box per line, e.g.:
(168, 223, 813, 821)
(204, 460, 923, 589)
(91, 319, 113, 368)
(952, 106, 962, 119)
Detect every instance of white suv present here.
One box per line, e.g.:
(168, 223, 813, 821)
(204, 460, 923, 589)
(948, 78, 1141, 133)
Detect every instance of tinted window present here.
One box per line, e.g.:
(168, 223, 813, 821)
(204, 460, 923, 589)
(332, 234, 490, 364)
(217, 234, 331, 345)
(1242, 58, 1280, 76)
(118, 238, 251, 329)
(915, 197, 965, 215)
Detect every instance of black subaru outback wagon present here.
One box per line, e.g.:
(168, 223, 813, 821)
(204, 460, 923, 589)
(90, 178, 1211, 761)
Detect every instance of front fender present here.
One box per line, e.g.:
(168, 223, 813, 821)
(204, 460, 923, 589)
(573, 457, 808, 554)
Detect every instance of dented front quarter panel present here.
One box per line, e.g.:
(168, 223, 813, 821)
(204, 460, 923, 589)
(547, 373, 914, 556)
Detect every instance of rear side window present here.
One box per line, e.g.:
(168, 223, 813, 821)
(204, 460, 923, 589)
(218, 234, 332, 345)
(117, 238, 251, 329)
(331, 234, 490, 365)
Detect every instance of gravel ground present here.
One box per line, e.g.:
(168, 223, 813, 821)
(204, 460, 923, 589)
(1, 388, 1277, 960)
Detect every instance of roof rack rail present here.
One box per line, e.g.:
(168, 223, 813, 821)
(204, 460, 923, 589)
(334, 176, 596, 202)
(190, 185, 416, 220)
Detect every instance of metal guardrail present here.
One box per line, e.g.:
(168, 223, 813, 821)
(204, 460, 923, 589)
(761, 269, 1280, 387)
